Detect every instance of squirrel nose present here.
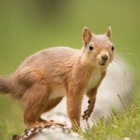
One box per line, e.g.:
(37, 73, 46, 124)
(101, 55, 108, 61)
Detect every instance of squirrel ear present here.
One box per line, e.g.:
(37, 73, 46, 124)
(83, 27, 92, 45)
(106, 26, 112, 40)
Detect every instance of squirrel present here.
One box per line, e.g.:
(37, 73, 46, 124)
(0, 27, 114, 130)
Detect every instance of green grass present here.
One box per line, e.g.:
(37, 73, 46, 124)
(0, 96, 24, 139)
(0, 97, 140, 140)
(80, 100, 140, 140)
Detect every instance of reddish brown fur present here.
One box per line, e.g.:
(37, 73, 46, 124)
(0, 27, 114, 130)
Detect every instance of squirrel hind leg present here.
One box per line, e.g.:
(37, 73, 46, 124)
(23, 83, 50, 128)
(33, 97, 65, 128)
(24, 84, 64, 129)
(34, 97, 66, 128)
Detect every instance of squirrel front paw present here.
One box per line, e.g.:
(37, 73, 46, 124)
(82, 100, 92, 120)
(82, 108, 92, 120)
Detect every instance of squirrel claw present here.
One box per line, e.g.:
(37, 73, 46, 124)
(82, 109, 91, 121)
(88, 99, 91, 104)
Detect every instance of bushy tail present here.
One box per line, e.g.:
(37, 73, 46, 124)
(0, 75, 27, 100)
(0, 76, 11, 94)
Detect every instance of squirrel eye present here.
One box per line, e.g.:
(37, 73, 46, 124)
(89, 44, 94, 51)
(112, 46, 114, 51)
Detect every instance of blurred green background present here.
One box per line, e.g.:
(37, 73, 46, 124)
(0, 0, 140, 138)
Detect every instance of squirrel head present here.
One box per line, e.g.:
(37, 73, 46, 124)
(82, 27, 114, 68)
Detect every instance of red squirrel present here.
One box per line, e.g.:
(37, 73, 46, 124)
(0, 27, 114, 130)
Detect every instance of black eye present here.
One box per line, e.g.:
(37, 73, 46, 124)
(112, 46, 114, 51)
(89, 44, 94, 51)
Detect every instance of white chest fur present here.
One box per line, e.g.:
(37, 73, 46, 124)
(86, 68, 101, 91)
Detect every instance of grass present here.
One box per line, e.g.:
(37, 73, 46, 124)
(0, 97, 140, 140)
(0, 96, 24, 140)
(80, 100, 140, 140)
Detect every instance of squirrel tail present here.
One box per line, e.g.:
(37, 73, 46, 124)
(0, 76, 11, 94)
(0, 75, 27, 100)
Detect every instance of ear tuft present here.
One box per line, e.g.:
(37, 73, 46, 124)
(83, 27, 92, 45)
(106, 26, 112, 40)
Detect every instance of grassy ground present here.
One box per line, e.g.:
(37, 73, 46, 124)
(0, 0, 140, 140)
(0, 97, 140, 139)
(0, 97, 24, 140)
(80, 100, 140, 140)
